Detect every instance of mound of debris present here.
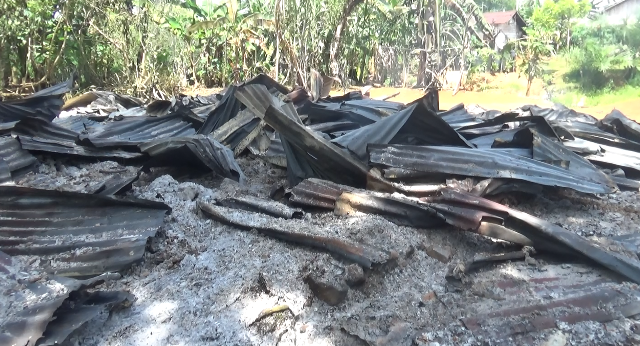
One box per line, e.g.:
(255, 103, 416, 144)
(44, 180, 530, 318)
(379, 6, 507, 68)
(3, 76, 640, 345)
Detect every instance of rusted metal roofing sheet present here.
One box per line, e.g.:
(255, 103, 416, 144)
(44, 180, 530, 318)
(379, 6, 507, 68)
(78, 112, 196, 148)
(0, 252, 133, 346)
(0, 137, 38, 183)
(13, 116, 143, 159)
(368, 144, 617, 194)
(140, 135, 245, 183)
(452, 272, 640, 340)
(0, 186, 170, 278)
(421, 188, 640, 284)
(289, 178, 354, 210)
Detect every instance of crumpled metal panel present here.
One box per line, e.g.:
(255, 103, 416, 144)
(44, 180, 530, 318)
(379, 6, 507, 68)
(78, 112, 196, 148)
(1, 78, 72, 122)
(421, 188, 640, 284)
(521, 104, 598, 124)
(506, 128, 616, 191)
(0, 137, 38, 183)
(247, 130, 287, 167)
(289, 178, 354, 209)
(0, 103, 59, 125)
(555, 121, 640, 153)
(599, 109, 640, 144)
(140, 135, 245, 183)
(211, 108, 265, 156)
(244, 73, 291, 95)
(308, 121, 362, 136)
(0, 187, 170, 277)
(53, 115, 100, 133)
(368, 144, 616, 194)
(236, 84, 371, 187)
(13, 117, 143, 159)
(437, 103, 483, 129)
(197, 85, 242, 135)
(0, 252, 133, 346)
(302, 102, 381, 127)
(333, 97, 473, 161)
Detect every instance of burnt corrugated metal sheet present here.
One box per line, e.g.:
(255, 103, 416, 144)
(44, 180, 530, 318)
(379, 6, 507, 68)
(3, 78, 72, 116)
(236, 84, 371, 187)
(140, 135, 245, 183)
(197, 85, 242, 135)
(91, 171, 140, 195)
(289, 178, 354, 209)
(437, 103, 483, 129)
(0, 137, 38, 183)
(554, 121, 640, 153)
(78, 112, 196, 148)
(244, 73, 291, 95)
(13, 117, 144, 159)
(522, 104, 599, 124)
(53, 115, 100, 133)
(0, 187, 170, 277)
(0, 253, 133, 346)
(458, 274, 640, 340)
(368, 144, 616, 194)
(333, 98, 473, 161)
(247, 129, 287, 167)
(497, 128, 617, 191)
(599, 109, 640, 144)
(0, 103, 59, 124)
(421, 188, 640, 284)
(211, 108, 265, 156)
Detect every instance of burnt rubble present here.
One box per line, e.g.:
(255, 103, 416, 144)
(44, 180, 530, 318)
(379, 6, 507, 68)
(3, 75, 640, 345)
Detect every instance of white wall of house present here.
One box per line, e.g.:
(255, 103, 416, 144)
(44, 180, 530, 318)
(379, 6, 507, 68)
(603, 0, 640, 23)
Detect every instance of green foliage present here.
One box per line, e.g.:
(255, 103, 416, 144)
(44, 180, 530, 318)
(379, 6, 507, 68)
(552, 84, 640, 107)
(530, 0, 591, 51)
(561, 17, 639, 91)
(519, 27, 554, 95)
(0, 0, 544, 94)
(479, 0, 516, 12)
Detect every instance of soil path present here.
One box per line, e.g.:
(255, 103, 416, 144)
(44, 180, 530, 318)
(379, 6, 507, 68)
(364, 87, 640, 121)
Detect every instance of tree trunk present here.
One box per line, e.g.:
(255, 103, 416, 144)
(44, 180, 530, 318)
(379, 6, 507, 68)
(417, 0, 426, 86)
(329, 0, 364, 77)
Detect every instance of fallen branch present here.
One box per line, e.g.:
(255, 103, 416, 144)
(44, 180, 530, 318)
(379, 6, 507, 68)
(249, 304, 291, 326)
(198, 202, 395, 268)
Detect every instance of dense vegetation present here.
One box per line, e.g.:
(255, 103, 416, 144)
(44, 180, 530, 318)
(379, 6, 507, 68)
(1, 0, 639, 103)
(0, 0, 503, 95)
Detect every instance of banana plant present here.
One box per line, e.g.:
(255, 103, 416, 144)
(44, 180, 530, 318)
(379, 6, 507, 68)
(184, 0, 274, 84)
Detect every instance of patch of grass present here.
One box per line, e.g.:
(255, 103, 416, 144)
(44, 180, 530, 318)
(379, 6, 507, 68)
(504, 81, 524, 93)
(552, 85, 640, 107)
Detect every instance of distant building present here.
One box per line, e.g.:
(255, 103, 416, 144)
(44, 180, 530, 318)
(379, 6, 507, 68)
(482, 10, 527, 50)
(600, 0, 640, 23)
